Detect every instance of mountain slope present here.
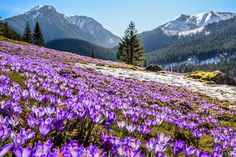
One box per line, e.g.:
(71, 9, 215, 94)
(146, 17, 236, 65)
(0, 38, 236, 156)
(4, 5, 120, 48)
(160, 11, 236, 36)
(46, 38, 116, 60)
(140, 28, 179, 53)
(141, 11, 236, 53)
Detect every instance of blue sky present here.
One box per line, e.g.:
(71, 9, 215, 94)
(0, 0, 236, 37)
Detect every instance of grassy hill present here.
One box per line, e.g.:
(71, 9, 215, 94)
(0, 38, 235, 156)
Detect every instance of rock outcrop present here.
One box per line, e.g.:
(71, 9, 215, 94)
(212, 71, 236, 86)
(145, 64, 162, 72)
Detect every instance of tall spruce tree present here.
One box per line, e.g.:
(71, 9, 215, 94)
(23, 22, 32, 43)
(3, 23, 10, 38)
(117, 21, 145, 66)
(91, 51, 96, 58)
(33, 22, 44, 46)
(0, 17, 4, 36)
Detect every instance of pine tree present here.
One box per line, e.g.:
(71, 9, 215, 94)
(91, 51, 96, 58)
(33, 22, 44, 46)
(23, 22, 32, 43)
(3, 23, 10, 38)
(117, 21, 145, 66)
(0, 17, 4, 36)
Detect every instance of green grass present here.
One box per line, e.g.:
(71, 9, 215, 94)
(7, 71, 28, 88)
(185, 71, 218, 82)
(0, 36, 31, 45)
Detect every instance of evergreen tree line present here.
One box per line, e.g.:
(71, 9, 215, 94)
(0, 18, 21, 40)
(46, 38, 116, 61)
(0, 18, 44, 46)
(171, 57, 236, 79)
(146, 17, 236, 65)
(22, 22, 44, 46)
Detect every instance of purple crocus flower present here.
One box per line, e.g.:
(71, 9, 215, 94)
(9, 116, 20, 127)
(0, 143, 13, 156)
(11, 127, 35, 146)
(199, 151, 211, 157)
(78, 109, 87, 120)
(117, 121, 126, 129)
(170, 140, 185, 155)
(117, 145, 127, 156)
(137, 125, 152, 135)
(27, 116, 37, 128)
(87, 144, 105, 157)
(0, 126, 11, 141)
(126, 124, 136, 133)
(212, 152, 223, 157)
(128, 139, 142, 149)
(39, 123, 51, 136)
(146, 138, 155, 152)
(0, 115, 9, 125)
(13, 146, 32, 157)
(44, 106, 55, 116)
(228, 150, 236, 157)
(61, 140, 80, 157)
(156, 116, 164, 126)
(154, 142, 167, 153)
(33, 138, 53, 156)
(93, 114, 104, 124)
(184, 145, 196, 156)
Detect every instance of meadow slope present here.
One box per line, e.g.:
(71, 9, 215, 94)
(75, 63, 236, 104)
(0, 39, 235, 157)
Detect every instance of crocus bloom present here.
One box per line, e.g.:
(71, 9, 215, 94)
(146, 138, 155, 152)
(0, 126, 11, 141)
(0, 143, 13, 156)
(117, 121, 126, 129)
(13, 146, 32, 157)
(126, 124, 136, 133)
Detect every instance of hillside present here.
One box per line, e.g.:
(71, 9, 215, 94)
(4, 5, 120, 48)
(46, 38, 117, 61)
(0, 38, 235, 156)
(141, 11, 236, 53)
(147, 17, 236, 65)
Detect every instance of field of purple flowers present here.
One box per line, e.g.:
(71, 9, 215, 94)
(0, 40, 236, 157)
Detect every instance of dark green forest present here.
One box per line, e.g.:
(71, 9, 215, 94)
(171, 57, 236, 79)
(0, 19, 22, 40)
(147, 17, 236, 65)
(46, 38, 117, 60)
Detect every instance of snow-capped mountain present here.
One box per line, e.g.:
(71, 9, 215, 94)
(140, 11, 236, 53)
(161, 11, 236, 36)
(4, 5, 120, 48)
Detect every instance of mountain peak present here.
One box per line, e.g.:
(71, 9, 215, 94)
(173, 14, 190, 21)
(5, 5, 120, 48)
(161, 11, 236, 36)
(28, 5, 57, 13)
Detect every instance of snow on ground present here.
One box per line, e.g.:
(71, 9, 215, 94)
(75, 62, 236, 104)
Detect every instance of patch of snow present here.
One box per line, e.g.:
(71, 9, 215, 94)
(90, 30, 94, 34)
(75, 62, 236, 103)
(178, 27, 204, 36)
(29, 5, 44, 12)
(205, 31, 210, 35)
(32, 12, 40, 22)
(68, 16, 88, 29)
(108, 38, 115, 43)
